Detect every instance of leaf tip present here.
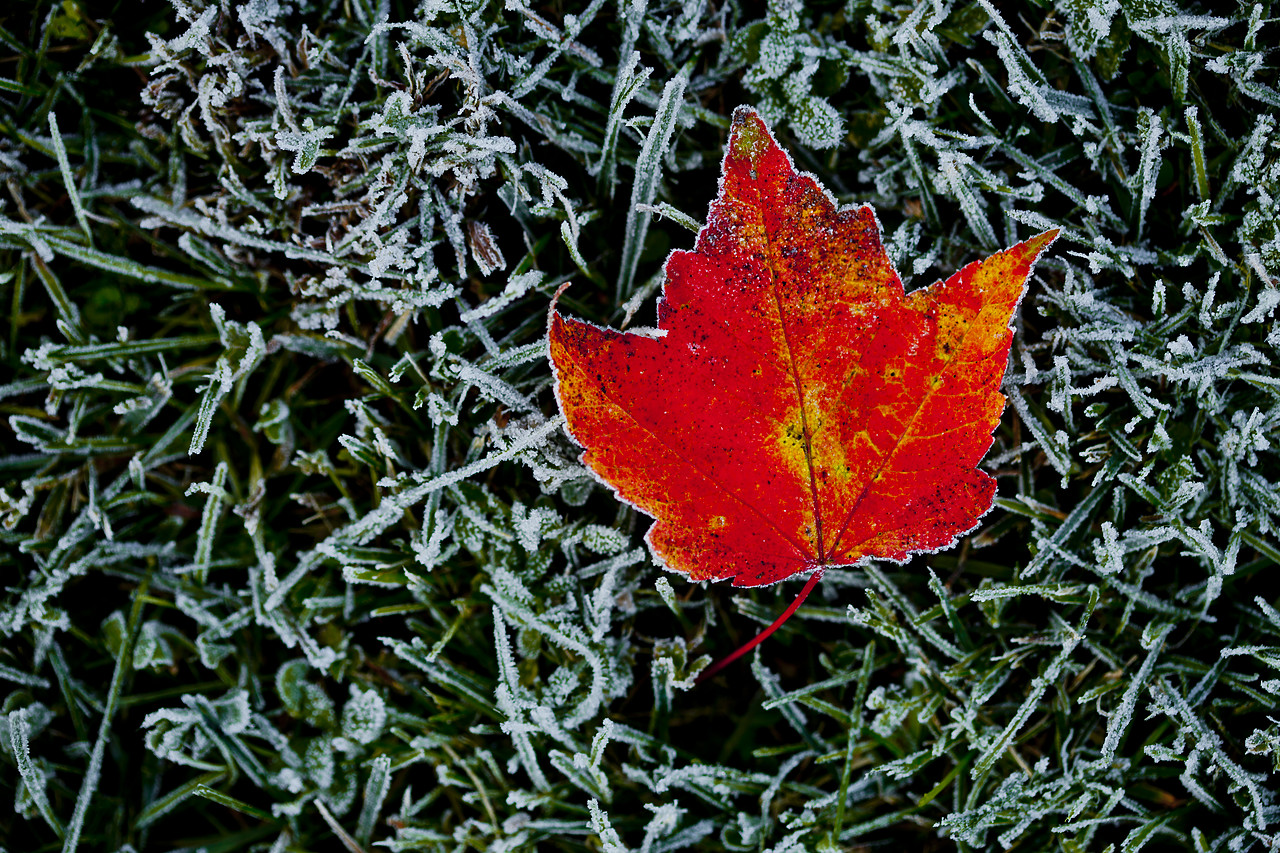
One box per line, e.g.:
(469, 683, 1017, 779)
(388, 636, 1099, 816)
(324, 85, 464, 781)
(547, 281, 576, 361)
(728, 105, 773, 164)
(1026, 228, 1060, 256)
(548, 280, 572, 320)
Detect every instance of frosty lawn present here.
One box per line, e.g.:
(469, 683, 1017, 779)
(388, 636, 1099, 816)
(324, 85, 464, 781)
(1, 1, 1278, 852)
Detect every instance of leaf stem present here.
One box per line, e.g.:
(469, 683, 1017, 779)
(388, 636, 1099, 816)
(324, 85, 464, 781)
(696, 568, 825, 683)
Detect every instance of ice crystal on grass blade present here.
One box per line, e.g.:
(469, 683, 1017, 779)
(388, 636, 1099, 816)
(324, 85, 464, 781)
(728, 0, 851, 150)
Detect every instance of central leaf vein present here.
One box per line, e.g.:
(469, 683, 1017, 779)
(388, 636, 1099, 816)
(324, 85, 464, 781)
(754, 183, 826, 564)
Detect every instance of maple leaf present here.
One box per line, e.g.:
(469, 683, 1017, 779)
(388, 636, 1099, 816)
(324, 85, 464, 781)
(549, 107, 1055, 666)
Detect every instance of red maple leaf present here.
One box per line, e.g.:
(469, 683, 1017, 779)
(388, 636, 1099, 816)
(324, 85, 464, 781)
(549, 107, 1056, 676)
